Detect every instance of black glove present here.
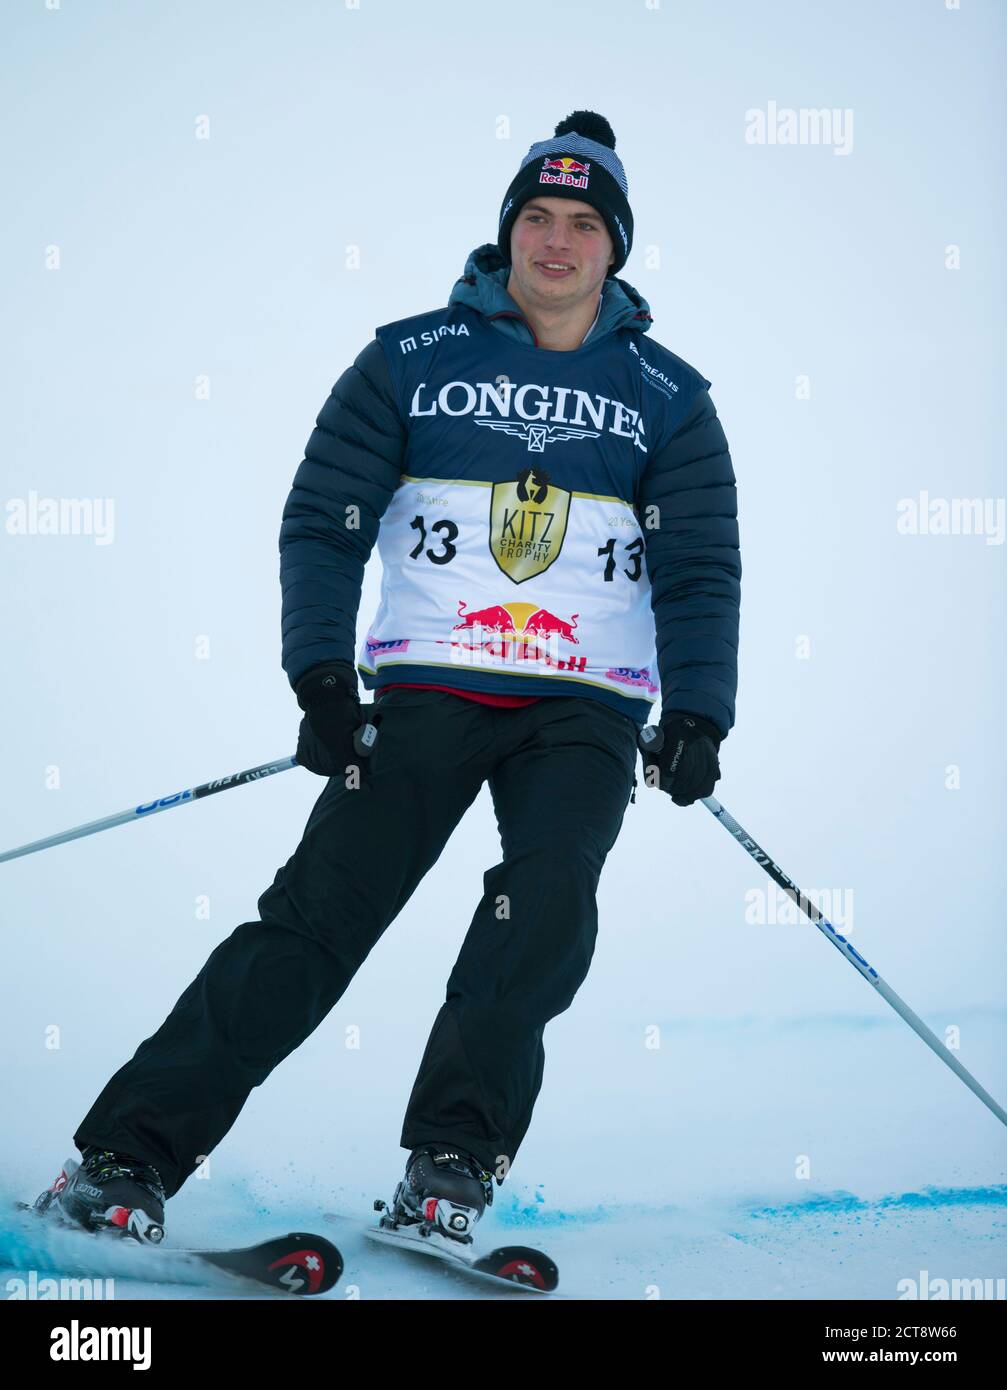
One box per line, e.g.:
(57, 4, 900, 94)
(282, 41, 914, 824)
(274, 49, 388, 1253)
(639, 711, 722, 807)
(294, 660, 365, 778)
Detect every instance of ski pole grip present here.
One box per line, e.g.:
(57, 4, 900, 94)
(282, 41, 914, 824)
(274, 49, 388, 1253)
(638, 724, 665, 755)
(353, 715, 380, 759)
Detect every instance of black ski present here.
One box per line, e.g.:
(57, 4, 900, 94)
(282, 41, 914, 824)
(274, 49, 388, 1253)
(330, 1189, 558, 1293)
(188, 1231, 342, 1295)
(363, 1219, 559, 1293)
(16, 1200, 343, 1296)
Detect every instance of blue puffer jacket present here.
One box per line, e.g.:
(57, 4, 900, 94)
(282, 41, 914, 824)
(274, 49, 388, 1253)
(279, 243, 741, 737)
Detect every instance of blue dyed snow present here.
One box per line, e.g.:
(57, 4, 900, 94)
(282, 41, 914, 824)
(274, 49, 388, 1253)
(494, 1193, 681, 1229)
(0, 1211, 220, 1289)
(744, 1185, 1007, 1221)
(491, 1184, 1007, 1229)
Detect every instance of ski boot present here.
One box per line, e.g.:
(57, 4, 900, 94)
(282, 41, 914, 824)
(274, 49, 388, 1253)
(374, 1143, 493, 1246)
(32, 1147, 166, 1244)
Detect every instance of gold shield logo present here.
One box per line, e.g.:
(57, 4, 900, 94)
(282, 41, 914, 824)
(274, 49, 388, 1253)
(489, 468, 570, 583)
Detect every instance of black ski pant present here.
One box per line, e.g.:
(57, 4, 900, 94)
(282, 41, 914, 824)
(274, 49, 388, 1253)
(74, 689, 639, 1200)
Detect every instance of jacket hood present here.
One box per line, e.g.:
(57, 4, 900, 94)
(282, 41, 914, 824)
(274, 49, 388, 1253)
(449, 243, 653, 348)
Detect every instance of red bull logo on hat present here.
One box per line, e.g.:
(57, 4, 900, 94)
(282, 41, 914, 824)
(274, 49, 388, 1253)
(539, 156, 590, 190)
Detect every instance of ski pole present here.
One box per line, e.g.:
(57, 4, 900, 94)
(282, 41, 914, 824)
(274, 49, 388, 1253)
(637, 725, 1007, 1129)
(0, 719, 380, 866)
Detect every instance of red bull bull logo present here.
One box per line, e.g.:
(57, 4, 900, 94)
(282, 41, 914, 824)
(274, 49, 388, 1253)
(522, 607, 580, 644)
(451, 602, 515, 637)
(539, 156, 590, 190)
(446, 599, 586, 672)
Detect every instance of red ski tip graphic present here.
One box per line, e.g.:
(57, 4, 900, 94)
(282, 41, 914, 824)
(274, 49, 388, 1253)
(491, 1256, 550, 1289)
(198, 1232, 343, 1296)
(266, 1242, 334, 1296)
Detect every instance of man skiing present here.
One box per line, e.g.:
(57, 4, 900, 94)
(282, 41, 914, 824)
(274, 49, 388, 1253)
(37, 111, 741, 1251)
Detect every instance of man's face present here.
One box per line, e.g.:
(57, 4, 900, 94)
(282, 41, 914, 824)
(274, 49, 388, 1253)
(508, 197, 615, 310)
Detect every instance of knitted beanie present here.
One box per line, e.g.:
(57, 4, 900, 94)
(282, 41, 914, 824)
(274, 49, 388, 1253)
(496, 111, 633, 275)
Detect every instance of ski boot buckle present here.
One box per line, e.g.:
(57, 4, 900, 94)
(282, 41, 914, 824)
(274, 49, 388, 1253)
(373, 1189, 478, 1246)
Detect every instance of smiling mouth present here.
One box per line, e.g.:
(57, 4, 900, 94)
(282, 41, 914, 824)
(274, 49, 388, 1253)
(535, 261, 575, 277)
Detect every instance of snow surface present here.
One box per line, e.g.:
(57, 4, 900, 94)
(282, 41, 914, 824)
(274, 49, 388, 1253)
(4, 1010, 1004, 1300)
